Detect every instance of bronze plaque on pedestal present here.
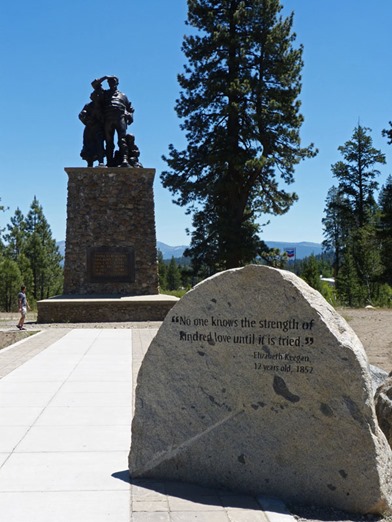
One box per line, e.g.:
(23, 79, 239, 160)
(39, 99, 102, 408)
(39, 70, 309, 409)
(88, 247, 135, 283)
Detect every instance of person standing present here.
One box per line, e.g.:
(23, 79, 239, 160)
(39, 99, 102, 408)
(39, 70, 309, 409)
(17, 285, 30, 330)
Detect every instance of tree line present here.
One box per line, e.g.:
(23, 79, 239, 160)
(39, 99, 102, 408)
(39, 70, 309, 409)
(0, 197, 63, 311)
(159, 123, 392, 308)
(322, 125, 392, 307)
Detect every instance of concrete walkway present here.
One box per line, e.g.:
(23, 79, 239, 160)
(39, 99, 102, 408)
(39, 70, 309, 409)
(0, 328, 295, 521)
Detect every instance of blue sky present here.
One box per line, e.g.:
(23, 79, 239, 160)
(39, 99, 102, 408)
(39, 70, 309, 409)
(1, 0, 391, 247)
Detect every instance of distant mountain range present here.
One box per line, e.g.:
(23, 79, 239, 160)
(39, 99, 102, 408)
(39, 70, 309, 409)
(57, 240, 323, 261)
(56, 241, 188, 260)
(157, 241, 189, 259)
(156, 240, 323, 260)
(264, 241, 323, 260)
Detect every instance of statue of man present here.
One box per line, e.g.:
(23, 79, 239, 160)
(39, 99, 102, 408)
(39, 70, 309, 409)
(90, 76, 135, 167)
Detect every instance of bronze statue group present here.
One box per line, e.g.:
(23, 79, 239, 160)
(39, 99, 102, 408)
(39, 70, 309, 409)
(79, 76, 142, 168)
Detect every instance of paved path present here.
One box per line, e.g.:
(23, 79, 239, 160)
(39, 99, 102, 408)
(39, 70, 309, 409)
(0, 328, 295, 521)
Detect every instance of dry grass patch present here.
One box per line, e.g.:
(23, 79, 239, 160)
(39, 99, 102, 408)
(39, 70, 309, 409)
(0, 330, 39, 351)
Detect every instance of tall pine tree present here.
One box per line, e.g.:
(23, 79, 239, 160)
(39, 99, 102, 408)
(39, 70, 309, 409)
(166, 257, 182, 291)
(331, 125, 385, 228)
(378, 175, 392, 285)
(325, 125, 386, 305)
(157, 250, 168, 290)
(24, 196, 63, 300)
(0, 198, 6, 254)
(322, 186, 353, 277)
(162, 0, 316, 271)
(4, 208, 27, 260)
(0, 258, 22, 312)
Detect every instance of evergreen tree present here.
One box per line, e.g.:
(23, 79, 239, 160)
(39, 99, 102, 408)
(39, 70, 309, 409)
(157, 250, 168, 291)
(301, 254, 322, 292)
(16, 253, 34, 301)
(259, 247, 287, 268)
(382, 121, 392, 145)
(322, 186, 352, 277)
(351, 225, 383, 304)
(324, 125, 387, 305)
(162, 0, 316, 271)
(317, 253, 334, 279)
(0, 198, 6, 254)
(166, 257, 182, 291)
(0, 258, 22, 312)
(331, 125, 385, 228)
(24, 196, 63, 300)
(3, 208, 35, 307)
(179, 263, 194, 289)
(378, 175, 392, 284)
(4, 208, 27, 260)
(335, 241, 364, 307)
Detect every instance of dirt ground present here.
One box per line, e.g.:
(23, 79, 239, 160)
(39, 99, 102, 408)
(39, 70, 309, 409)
(336, 307, 392, 373)
(0, 308, 391, 372)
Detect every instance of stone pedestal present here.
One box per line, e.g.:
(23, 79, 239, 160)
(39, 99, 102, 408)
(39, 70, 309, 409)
(37, 294, 178, 323)
(37, 167, 177, 323)
(63, 167, 158, 295)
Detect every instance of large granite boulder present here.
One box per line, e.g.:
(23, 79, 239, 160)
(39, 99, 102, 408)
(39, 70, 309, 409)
(370, 365, 388, 394)
(375, 373, 392, 448)
(129, 265, 392, 515)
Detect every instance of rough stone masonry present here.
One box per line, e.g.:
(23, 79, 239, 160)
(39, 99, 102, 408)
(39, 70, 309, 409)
(129, 265, 392, 515)
(63, 167, 158, 295)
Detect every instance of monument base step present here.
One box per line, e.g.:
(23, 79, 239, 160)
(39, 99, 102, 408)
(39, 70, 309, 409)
(37, 294, 179, 323)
